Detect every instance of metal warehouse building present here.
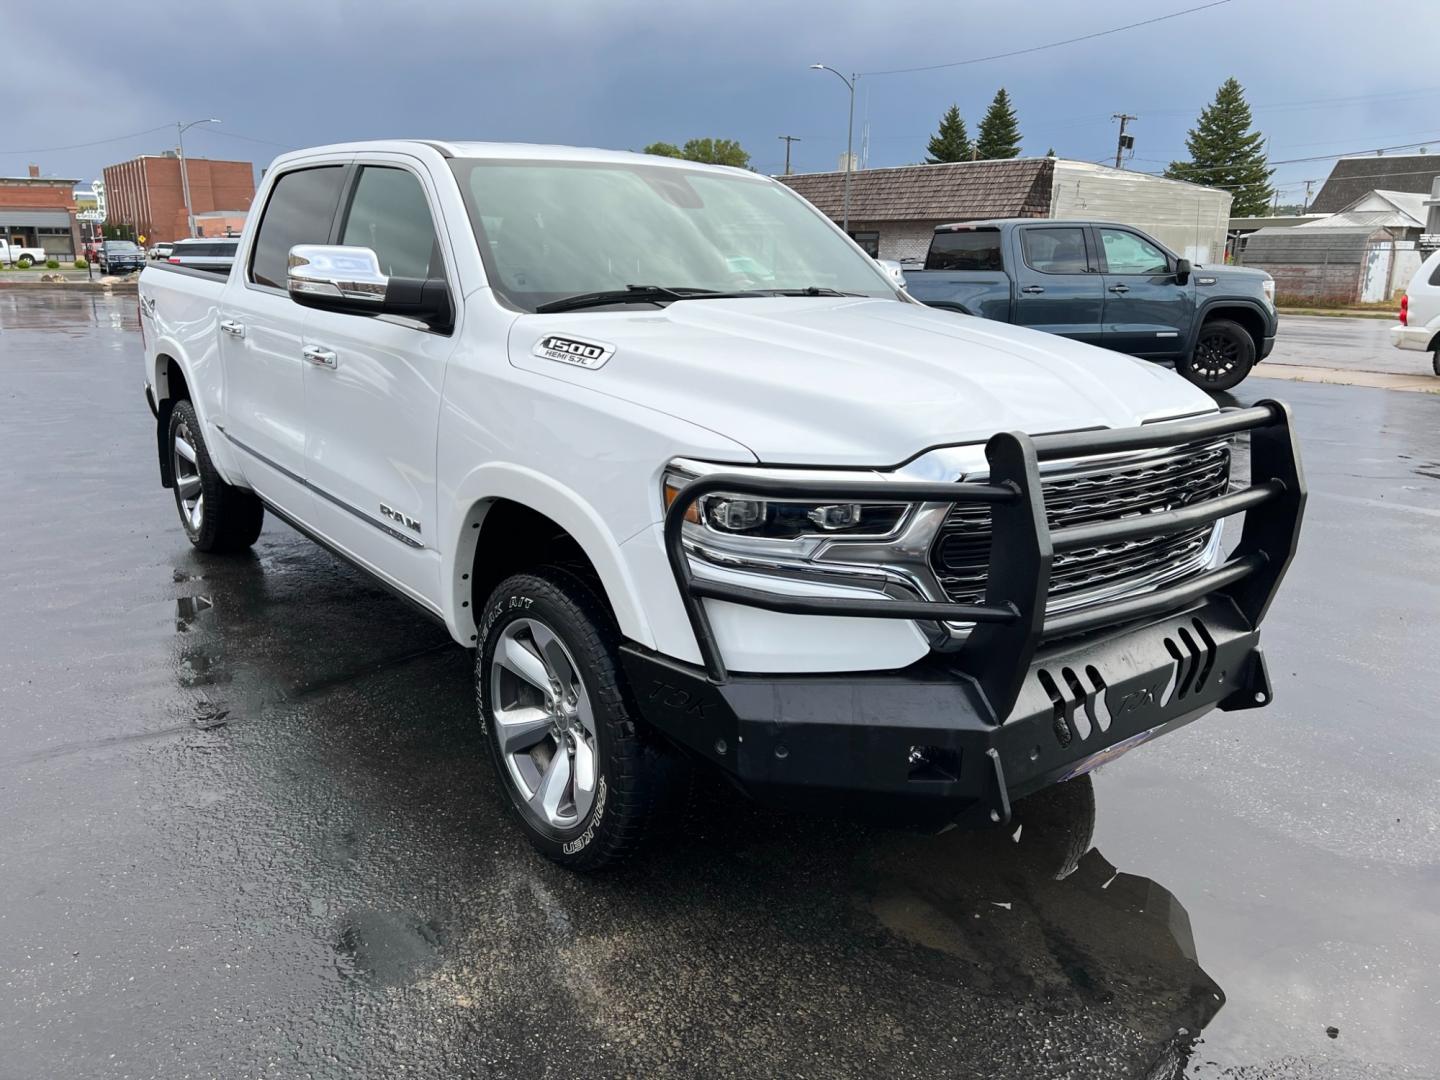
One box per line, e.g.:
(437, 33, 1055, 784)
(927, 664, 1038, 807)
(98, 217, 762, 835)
(780, 157, 1232, 266)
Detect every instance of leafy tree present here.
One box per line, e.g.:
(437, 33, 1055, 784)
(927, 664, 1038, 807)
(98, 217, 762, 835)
(1165, 77, 1274, 217)
(680, 138, 750, 168)
(974, 88, 1022, 159)
(925, 105, 973, 163)
(642, 138, 751, 169)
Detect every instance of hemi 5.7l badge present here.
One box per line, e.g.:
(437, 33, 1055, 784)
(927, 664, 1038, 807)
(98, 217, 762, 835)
(533, 334, 615, 370)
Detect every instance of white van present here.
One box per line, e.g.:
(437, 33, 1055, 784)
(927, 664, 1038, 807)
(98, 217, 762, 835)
(1392, 247, 1440, 375)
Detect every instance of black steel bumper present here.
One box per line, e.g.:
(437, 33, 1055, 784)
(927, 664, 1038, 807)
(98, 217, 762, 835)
(634, 402, 1305, 828)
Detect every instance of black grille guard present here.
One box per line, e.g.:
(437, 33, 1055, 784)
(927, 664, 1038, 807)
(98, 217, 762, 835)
(662, 401, 1306, 721)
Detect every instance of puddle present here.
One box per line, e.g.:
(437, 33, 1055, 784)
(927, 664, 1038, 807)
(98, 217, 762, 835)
(334, 910, 446, 987)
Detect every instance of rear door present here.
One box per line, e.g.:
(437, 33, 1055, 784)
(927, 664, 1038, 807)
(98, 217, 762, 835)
(1096, 226, 1192, 357)
(300, 159, 459, 607)
(1009, 224, 1104, 346)
(218, 161, 349, 521)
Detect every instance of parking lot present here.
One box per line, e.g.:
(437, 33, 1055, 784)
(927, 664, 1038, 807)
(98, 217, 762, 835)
(1, 288, 1437, 1079)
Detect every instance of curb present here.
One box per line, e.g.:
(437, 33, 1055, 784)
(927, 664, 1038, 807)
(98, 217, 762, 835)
(0, 280, 138, 293)
(1253, 362, 1440, 394)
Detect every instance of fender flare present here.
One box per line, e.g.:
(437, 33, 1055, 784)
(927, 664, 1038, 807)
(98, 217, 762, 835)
(441, 462, 654, 650)
(1188, 298, 1275, 355)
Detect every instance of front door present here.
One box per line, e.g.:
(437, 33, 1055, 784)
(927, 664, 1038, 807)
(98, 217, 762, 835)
(1096, 227, 1193, 358)
(1010, 224, 1105, 346)
(219, 162, 350, 520)
(301, 161, 458, 608)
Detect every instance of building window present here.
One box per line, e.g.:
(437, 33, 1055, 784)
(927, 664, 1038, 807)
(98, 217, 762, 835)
(848, 230, 880, 258)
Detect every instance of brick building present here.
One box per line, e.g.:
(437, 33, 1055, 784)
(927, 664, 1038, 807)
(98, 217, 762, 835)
(0, 165, 82, 259)
(102, 153, 255, 244)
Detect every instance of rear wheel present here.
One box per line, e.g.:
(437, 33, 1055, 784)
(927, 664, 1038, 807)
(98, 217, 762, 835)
(476, 568, 686, 871)
(167, 400, 264, 552)
(16, 255, 33, 269)
(1179, 318, 1255, 392)
(1431, 348, 1439, 378)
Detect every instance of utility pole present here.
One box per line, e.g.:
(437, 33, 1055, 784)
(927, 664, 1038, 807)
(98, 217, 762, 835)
(1112, 114, 1137, 170)
(1302, 179, 1316, 214)
(176, 118, 221, 239)
(778, 135, 801, 176)
(809, 65, 856, 231)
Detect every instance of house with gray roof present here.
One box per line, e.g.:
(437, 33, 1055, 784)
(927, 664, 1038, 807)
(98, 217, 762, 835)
(778, 157, 1232, 266)
(1308, 155, 1440, 215)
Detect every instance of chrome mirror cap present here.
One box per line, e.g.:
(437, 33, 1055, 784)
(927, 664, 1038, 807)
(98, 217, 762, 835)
(287, 244, 388, 304)
(877, 258, 907, 289)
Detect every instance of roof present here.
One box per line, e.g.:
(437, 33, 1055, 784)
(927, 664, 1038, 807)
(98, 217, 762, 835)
(1294, 191, 1426, 232)
(1242, 224, 1393, 263)
(777, 158, 1055, 222)
(0, 175, 80, 184)
(1309, 155, 1440, 214)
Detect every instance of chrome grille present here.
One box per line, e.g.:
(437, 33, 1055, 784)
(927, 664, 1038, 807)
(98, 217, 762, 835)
(932, 443, 1231, 607)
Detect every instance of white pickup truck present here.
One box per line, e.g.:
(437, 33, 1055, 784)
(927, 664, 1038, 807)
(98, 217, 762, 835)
(1, 239, 48, 268)
(138, 140, 1306, 870)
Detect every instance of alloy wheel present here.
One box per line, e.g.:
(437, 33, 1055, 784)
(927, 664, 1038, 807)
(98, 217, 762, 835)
(489, 617, 599, 830)
(172, 420, 204, 534)
(1191, 333, 1240, 383)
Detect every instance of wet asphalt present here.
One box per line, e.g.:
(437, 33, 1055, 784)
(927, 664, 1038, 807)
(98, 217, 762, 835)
(0, 289, 1436, 1080)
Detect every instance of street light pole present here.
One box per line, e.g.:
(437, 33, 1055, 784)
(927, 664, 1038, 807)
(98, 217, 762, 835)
(176, 118, 221, 239)
(809, 64, 856, 233)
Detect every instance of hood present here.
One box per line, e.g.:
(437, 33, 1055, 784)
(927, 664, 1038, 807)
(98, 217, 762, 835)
(508, 297, 1216, 466)
(1193, 264, 1271, 287)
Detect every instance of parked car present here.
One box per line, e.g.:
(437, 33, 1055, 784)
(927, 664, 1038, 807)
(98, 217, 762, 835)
(0, 239, 48, 268)
(138, 140, 1305, 871)
(1391, 247, 1440, 376)
(149, 243, 175, 261)
(164, 237, 239, 275)
(903, 219, 1278, 392)
(98, 240, 146, 274)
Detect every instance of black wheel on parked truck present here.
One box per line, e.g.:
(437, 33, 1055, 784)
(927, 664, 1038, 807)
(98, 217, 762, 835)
(1432, 348, 1440, 378)
(476, 567, 686, 871)
(1178, 318, 1255, 392)
(167, 400, 264, 552)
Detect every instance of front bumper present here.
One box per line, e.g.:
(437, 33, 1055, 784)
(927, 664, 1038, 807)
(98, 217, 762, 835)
(622, 593, 1270, 829)
(646, 402, 1305, 828)
(1390, 324, 1433, 352)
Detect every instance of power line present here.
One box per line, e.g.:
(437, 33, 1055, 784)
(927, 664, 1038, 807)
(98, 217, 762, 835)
(0, 124, 174, 156)
(859, 0, 1235, 76)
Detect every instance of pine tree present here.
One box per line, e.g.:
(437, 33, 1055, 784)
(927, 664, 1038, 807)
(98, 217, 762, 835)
(974, 88, 1022, 159)
(925, 105, 972, 163)
(1165, 78, 1274, 217)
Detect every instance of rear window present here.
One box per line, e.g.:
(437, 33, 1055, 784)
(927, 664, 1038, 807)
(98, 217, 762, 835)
(1430, 259, 1440, 287)
(1020, 227, 1089, 274)
(925, 229, 1004, 272)
(249, 165, 346, 288)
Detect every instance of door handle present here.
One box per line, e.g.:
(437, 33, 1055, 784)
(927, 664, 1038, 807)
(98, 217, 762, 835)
(1108, 284, 1131, 294)
(303, 345, 338, 369)
(1021, 285, 1045, 294)
(219, 319, 245, 338)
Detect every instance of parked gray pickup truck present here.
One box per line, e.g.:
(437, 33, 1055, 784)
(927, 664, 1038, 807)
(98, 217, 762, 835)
(902, 219, 1277, 391)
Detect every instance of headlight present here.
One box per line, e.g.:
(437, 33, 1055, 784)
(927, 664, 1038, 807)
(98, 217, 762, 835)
(663, 471, 908, 540)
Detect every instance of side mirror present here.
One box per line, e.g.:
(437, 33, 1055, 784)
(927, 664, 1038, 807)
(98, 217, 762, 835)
(1175, 257, 1192, 285)
(287, 244, 451, 328)
(877, 258, 907, 289)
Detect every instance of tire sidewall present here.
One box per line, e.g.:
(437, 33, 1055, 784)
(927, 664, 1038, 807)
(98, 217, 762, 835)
(168, 401, 212, 547)
(476, 575, 616, 866)
(1183, 319, 1255, 392)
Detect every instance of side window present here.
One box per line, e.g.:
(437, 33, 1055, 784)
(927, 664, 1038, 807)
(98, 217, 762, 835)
(1428, 257, 1440, 287)
(340, 166, 440, 280)
(1020, 227, 1089, 274)
(925, 229, 1003, 271)
(248, 165, 346, 288)
(1099, 228, 1170, 275)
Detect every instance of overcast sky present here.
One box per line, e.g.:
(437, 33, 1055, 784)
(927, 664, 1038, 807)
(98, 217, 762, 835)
(4, 0, 1439, 205)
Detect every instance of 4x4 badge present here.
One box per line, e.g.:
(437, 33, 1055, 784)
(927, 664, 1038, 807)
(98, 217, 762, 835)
(533, 334, 614, 370)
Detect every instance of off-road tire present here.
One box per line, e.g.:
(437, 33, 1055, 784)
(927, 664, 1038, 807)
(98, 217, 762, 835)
(167, 400, 264, 552)
(1178, 318, 1256, 392)
(476, 567, 687, 871)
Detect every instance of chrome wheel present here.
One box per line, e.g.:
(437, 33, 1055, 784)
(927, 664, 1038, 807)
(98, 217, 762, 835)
(488, 617, 598, 831)
(172, 419, 204, 534)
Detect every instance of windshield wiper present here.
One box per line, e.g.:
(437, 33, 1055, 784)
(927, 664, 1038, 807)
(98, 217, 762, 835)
(760, 287, 867, 298)
(534, 284, 761, 314)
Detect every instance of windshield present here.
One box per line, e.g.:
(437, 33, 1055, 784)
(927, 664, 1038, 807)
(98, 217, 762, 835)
(449, 159, 898, 312)
(108, 241, 139, 252)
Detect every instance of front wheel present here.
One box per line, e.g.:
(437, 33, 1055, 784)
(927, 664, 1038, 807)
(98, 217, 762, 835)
(167, 400, 264, 552)
(1431, 349, 1439, 378)
(1178, 319, 1256, 392)
(476, 568, 686, 871)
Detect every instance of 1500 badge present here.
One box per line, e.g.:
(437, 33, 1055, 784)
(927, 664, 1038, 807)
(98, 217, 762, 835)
(533, 334, 614, 370)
